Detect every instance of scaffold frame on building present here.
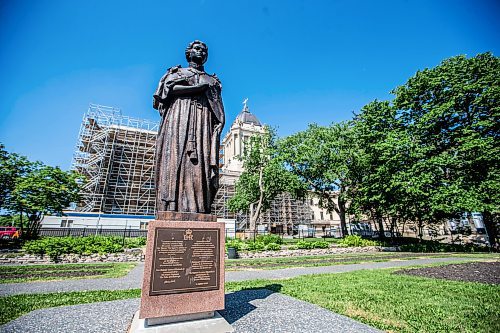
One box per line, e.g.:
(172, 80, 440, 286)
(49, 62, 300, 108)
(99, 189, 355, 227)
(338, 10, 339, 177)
(72, 104, 159, 215)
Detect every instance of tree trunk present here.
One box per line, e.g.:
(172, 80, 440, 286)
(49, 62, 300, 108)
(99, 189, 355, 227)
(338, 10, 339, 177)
(483, 211, 498, 248)
(417, 218, 424, 241)
(376, 212, 385, 240)
(338, 197, 348, 237)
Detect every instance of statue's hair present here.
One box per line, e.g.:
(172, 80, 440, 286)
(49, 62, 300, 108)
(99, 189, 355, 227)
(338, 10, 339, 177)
(185, 40, 208, 62)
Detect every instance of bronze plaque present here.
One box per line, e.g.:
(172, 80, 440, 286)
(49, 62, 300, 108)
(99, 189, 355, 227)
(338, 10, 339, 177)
(150, 227, 220, 296)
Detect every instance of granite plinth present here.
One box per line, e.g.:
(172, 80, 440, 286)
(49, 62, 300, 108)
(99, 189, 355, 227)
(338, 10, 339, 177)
(129, 310, 234, 333)
(140, 213, 225, 321)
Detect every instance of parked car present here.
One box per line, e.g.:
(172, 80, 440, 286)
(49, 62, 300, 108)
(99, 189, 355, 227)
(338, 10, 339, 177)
(0, 227, 20, 240)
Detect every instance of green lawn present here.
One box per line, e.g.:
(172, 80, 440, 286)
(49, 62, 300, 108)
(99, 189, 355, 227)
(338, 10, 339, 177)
(0, 263, 136, 283)
(0, 289, 141, 325)
(1, 260, 498, 332)
(226, 252, 498, 271)
(226, 264, 500, 333)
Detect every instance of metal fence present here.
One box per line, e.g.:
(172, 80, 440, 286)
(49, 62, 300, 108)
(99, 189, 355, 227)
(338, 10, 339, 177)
(39, 228, 148, 238)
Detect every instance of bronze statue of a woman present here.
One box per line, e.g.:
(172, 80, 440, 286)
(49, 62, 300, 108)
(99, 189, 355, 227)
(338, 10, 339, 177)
(153, 40, 225, 214)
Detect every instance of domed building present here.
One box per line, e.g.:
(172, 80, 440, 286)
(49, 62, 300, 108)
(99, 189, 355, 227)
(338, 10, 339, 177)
(212, 100, 313, 236)
(219, 100, 265, 183)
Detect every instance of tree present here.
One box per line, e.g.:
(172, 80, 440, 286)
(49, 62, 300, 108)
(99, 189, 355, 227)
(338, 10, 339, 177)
(0, 144, 32, 208)
(228, 127, 306, 232)
(0, 144, 84, 239)
(279, 122, 362, 237)
(392, 52, 500, 246)
(350, 101, 410, 239)
(352, 53, 499, 245)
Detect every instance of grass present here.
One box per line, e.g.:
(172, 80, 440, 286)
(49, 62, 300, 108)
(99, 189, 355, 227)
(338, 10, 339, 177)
(1, 258, 498, 332)
(225, 263, 500, 333)
(0, 289, 141, 325)
(0, 263, 136, 283)
(225, 252, 498, 271)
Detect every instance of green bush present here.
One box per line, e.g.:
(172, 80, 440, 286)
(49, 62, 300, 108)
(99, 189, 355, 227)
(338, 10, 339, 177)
(226, 239, 244, 251)
(265, 243, 281, 251)
(313, 240, 330, 249)
(246, 241, 266, 251)
(124, 237, 146, 248)
(287, 245, 299, 250)
(339, 235, 378, 247)
(255, 234, 283, 245)
(296, 240, 315, 249)
(296, 240, 331, 249)
(399, 241, 489, 253)
(23, 236, 126, 261)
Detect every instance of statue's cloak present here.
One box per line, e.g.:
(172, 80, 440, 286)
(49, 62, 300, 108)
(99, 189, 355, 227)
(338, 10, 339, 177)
(153, 66, 225, 213)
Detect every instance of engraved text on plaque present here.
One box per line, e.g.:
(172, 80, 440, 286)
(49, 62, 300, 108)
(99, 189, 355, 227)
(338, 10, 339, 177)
(150, 227, 220, 296)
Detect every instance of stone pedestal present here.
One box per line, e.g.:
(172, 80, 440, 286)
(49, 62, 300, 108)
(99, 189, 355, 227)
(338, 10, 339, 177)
(131, 212, 232, 333)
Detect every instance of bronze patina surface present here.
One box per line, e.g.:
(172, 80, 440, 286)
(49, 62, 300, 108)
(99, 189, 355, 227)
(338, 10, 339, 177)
(150, 227, 220, 296)
(153, 40, 225, 215)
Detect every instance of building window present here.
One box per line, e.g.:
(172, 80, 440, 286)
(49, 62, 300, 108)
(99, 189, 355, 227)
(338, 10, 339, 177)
(329, 213, 333, 220)
(61, 219, 73, 228)
(309, 198, 313, 205)
(320, 212, 324, 220)
(311, 213, 315, 220)
(140, 221, 149, 230)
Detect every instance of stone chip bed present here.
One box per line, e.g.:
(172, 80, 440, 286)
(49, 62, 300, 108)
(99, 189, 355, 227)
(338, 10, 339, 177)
(0, 248, 145, 265)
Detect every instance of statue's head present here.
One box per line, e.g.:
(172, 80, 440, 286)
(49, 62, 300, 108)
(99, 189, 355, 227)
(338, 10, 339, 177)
(185, 40, 208, 65)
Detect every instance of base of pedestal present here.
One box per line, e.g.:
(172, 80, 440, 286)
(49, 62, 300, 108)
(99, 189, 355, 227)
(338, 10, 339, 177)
(129, 310, 234, 333)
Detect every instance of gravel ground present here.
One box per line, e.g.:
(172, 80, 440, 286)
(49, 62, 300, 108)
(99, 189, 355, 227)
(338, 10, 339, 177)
(395, 261, 500, 284)
(0, 290, 382, 333)
(0, 257, 483, 296)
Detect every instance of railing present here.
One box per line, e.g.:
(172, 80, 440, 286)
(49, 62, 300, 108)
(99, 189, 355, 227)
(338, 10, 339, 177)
(39, 228, 147, 238)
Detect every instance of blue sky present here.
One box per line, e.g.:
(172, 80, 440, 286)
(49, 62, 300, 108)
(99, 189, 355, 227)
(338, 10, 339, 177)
(0, 0, 498, 170)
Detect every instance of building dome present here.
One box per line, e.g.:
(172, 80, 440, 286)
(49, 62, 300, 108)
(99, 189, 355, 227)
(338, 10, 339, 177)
(234, 102, 262, 126)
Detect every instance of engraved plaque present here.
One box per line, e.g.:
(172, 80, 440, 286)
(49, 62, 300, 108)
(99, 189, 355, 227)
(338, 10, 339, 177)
(150, 227, 220, 296)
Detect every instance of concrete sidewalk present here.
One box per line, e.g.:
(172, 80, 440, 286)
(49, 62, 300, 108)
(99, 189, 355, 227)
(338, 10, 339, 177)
(1, 289, 383, 333)
(0, 256, 482, 296)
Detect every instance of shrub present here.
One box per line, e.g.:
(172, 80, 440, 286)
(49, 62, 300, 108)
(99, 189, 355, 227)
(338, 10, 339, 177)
(313, 240, 330, 249)
(339, 235, 378, 247)
(296, 240, 331, 249)
(399, 241, 489, 253)
(255, 234, 283, 245)
(23, 236, 126, 261)
(265, 243, 281, 251)
(296, 240, 315, 249)
(287, 245, 299, 250)
(226, 239, 244, 251)
(246, 241, 266, 251)
(124, 237, 146, 249)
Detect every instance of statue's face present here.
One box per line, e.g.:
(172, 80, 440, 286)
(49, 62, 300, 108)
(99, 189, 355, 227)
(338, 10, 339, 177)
(189, 43, 208, 64)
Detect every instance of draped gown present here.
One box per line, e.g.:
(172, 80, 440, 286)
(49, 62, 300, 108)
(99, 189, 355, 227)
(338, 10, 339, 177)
(153, 66, 225, 214)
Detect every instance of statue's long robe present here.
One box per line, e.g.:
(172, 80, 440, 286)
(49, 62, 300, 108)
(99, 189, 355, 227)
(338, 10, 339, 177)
(153, 66, 225, 214)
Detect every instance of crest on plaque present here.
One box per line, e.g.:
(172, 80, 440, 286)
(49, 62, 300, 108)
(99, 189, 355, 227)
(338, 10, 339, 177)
(184, 229, 193, 241)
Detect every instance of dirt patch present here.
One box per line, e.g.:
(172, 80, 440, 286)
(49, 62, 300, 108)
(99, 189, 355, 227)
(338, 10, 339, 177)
(395, 261, 500, 285)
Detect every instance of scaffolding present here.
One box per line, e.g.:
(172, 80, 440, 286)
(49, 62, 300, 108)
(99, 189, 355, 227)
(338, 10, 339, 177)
(211, 176, 312, 233)
(72, 104, 159, 215)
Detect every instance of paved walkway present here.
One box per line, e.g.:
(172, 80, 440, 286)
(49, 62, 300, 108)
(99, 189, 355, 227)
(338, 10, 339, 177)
(0, 256, 482, 296)
(1, 290, 383, 333)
